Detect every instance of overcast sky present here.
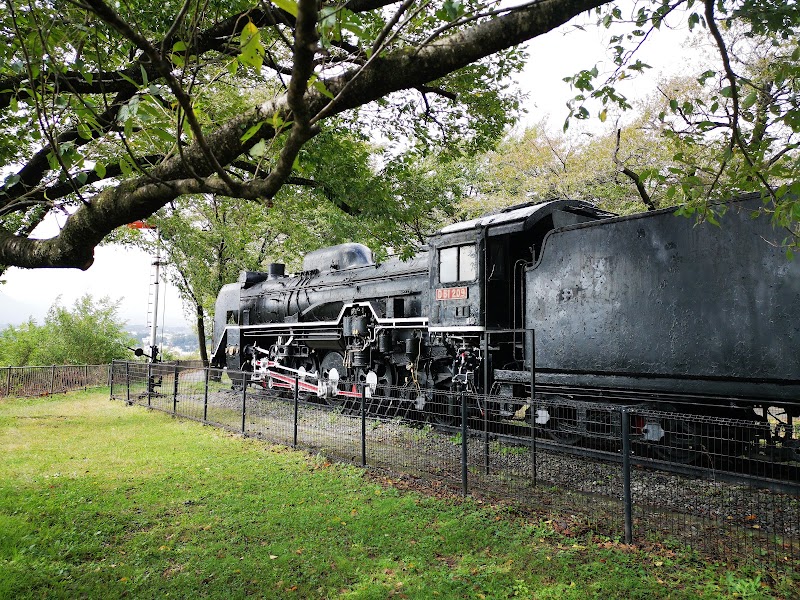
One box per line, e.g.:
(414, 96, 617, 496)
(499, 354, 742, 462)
(0, 4, 699, 329)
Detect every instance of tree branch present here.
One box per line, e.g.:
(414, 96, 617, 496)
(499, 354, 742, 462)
(614, 128, 655, 211)
(0, 0, 609, 269)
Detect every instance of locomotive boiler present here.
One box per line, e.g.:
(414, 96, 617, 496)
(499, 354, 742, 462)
(211, 193, 800, 455)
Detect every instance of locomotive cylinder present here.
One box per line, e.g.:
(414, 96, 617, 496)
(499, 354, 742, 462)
(378, 332, 392, 354)
(350, 350, 369, 367)
(350, 315, 369, 337)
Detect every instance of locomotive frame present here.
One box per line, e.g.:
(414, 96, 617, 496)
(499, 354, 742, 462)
(211, 193, 800, 461)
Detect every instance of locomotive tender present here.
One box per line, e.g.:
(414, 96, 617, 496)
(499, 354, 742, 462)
(211, 193, 800, 452)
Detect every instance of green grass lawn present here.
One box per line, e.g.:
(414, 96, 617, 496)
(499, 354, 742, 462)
(0, 390, 791, 599)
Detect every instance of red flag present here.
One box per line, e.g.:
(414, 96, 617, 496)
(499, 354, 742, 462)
(127, 221, 156, 229)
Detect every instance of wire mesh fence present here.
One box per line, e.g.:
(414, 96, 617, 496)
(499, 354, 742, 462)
(0, 364, 110, 398)
(109, 361, 799, 576)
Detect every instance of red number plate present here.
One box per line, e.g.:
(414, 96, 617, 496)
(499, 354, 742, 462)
(435, 287, 468, 301)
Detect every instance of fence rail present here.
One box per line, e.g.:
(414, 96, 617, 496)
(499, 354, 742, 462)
(1, 364, 110, 398)
(107, 360, 799, 577)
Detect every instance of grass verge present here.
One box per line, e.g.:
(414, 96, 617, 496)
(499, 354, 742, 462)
(0, 390, 792, 599)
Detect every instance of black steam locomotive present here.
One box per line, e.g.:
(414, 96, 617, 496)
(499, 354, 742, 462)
(211, 193, 800, 454)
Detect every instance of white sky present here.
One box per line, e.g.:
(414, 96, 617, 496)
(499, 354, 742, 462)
(0, 3, 702, 329)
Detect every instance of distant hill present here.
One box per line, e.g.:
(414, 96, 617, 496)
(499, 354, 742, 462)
(127, 324, 207, 355)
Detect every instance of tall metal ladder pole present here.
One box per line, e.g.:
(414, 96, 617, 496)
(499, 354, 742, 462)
(148, 239, 161, 363)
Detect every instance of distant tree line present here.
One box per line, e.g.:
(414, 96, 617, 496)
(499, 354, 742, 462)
(0, 295, 135, 366)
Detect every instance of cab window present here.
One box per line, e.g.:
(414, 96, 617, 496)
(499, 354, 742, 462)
(439, 244, 477, 283)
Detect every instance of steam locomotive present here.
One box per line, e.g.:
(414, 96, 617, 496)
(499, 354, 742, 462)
(211, 193, 800, 455)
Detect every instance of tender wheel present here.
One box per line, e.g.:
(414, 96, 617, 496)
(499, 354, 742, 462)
(638, 404, 701, 464)
(429, 389, 460, 427)
(547, 402, 583, 446)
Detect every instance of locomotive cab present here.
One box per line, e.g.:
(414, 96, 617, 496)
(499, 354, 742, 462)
(428, 200, 612, 332)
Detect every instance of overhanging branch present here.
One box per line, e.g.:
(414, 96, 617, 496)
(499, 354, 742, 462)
(0, 0, 609, 270)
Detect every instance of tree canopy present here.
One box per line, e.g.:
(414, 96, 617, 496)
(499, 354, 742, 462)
(1, 0, 798, 271)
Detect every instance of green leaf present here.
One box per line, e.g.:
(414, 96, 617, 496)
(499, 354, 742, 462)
(239, 21, 264, 70)
(271, 112, 286, 130)
(94, 162, 106, 179)
(436, 0, 464, 22)
(77, 123, 93, 140)
(741, 90, 758, 109)
(249, 139, 267, 157)
(3, 174, 20, 189)
(150, 127, 177, 144)
(312, 78, 335, 99)
(598, 108, 607, 122)
(241, 122, 264, 143)
(119, 157, 133, 176)
(272, 0, 298, 17)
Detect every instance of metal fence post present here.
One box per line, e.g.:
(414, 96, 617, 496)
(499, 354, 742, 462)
(461, 389, 468, 497)
(241, 372, 247, 435)
(621, 407, 633, 544)
(172, 364, 179, 414)
(203, 367, 210, 422)
(483, 335, 490, 475)
(6, 366, 11, 397)
(50, 364, 56, 395)
(293, 373, 299, 448)
(125, 362, 131, 405)
(85, 364, 89, 391)
(147, 362, 152, 407)
(361, 384, 367, 467)
(530, 332, 537, 487)
(109, 362, 114, 400)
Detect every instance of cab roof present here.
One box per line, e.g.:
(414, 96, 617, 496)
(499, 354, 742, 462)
(436, 199, 614, 236)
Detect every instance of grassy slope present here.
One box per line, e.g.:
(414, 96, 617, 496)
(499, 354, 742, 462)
(0, 391, 786, 599)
